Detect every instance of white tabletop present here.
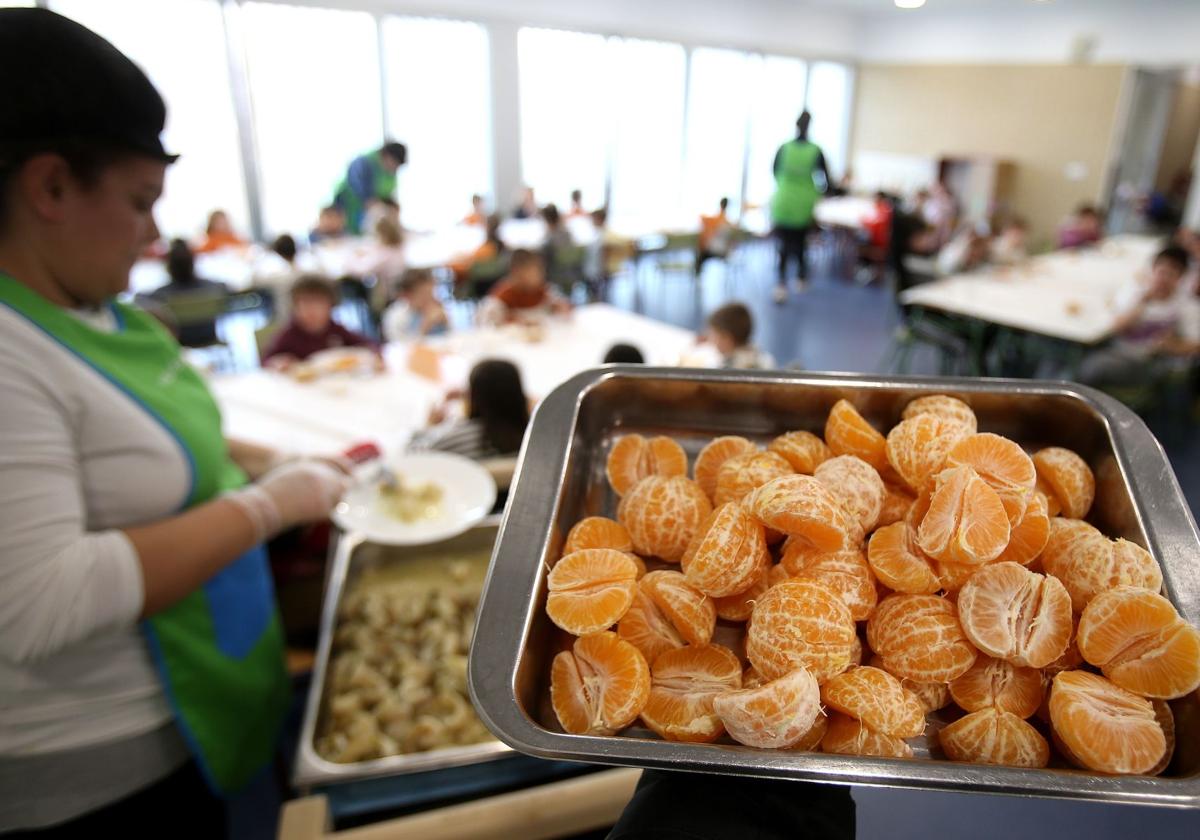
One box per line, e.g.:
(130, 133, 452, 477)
(899, 235, 1163, 344)
(207, 304, 696, 457)
(814, 195, 876, 231)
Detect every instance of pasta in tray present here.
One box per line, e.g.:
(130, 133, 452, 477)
(316, 557, 493, 764)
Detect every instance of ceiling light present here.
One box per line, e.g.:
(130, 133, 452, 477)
(895, 0, 926, 9)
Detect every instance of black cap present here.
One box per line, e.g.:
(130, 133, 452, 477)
(0, 9, 177, 163)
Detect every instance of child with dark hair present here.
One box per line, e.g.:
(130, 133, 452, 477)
(413, 359, 530, 459)
(698, 197, 736, 271)
(603, 343, 645, 364)
(310, 205, 347, 245)
(706, 302, 775, 370)
(261, 275, 374, 368)
(382, 269, 448, 341)
(479, 248, 570, 325)
(1058, 204, 1104, 249)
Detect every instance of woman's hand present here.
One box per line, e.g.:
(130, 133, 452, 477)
(226, 460, 354, 544)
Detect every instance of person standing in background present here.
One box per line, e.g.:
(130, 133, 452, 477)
(331, 141, 406, 235)
(770, 111, 828, 303)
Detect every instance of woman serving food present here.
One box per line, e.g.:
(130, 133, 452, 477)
(0, 11, 351, 834)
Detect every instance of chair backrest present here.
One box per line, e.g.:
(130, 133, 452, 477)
(255, 321, 282, 360)
(161, 290, 229, 326)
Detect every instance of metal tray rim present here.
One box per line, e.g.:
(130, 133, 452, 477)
(469, 368, 1200, 808)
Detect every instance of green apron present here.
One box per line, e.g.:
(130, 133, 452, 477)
(771, 139, 821, 228)
(0, 276, 289, 794)
(332, 151, 397, 234)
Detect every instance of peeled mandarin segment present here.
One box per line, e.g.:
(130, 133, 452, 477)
(916, 465, 1011, 566)
(956, 562, 1073, 669)
(867, 522, 941, 595)
(813, 454, 886, 535)
(885, 414, 971, 493)
(1032, 447, 1095, 520)
(946, 433, 1037, 525)
(938, 707, 1049, 768)
(780, 541, 878, 621)
(1077, 586, 1200, 700)
(545, 549, 639, 636)
(905, 487, 932, 533)
(746, 474, 856, 553)
(550, 631, 650, 735)
(617, 586, 684, 665)
(1049, 670, 1165, 775)
(714, 450, 794, 506)
(606, 435, 651, 497)
(746, 580, 858, 681)
(693, 435, 757, 501)
(640, 570, 716, 647)
(1041, 519, 1164, 612)
(933, 560, 978, 593)
(768, 430, 833, 474)
(820, 666, 927, 738)
(712, 667, 822, 749)
(866, 594, 978, 683)
(1042, 636, 1083, 678)
(681, 502, 768, 598)
(1036, 480, 1063, 517)
(997, 491, 1050, 566)
(820, 711, 914, 759)
(640, 644, 742, 743)
(618, 475, 712, 562)
(948, 655, 1044, 718)
(1149, 700, 1175, 776)
(790, 711, 830, 752)
(877, 482, 917, 528)
(647, 435, 688, 478)
(900, 394, 978, 434)
(824, 399, 888, 472)
(564, 516, 633, 555)
(868, 654, 950, 713)
(712, 562, 770, 622)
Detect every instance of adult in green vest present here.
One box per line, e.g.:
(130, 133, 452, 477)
(331, 141, 407, 235)
(770, 111, 830, 303)
(0, 11, 351, 834)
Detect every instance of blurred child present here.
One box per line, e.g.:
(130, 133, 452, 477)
(1081, 246, 1191, 385)
(542, 203, 573, 252)
(310, 205, 347, 245)
(362, 197, 401, 241)
(255, 234, 302, 318)
(463, 194, 486, 226)
(195, 209, 246, 254)
(354, 215, 407, 308)
(382, 269, 448, 342)
(584, 207, 634, 299)
(412, 359, 530, 459)
(922, 183, 958, 247)
(858, 192, 894, 281)
(698, 197, 736, 271)
(478, 249, 571, 325)
(706, 302, 775, 370)
(513, 186, 537, 220)
(990, 218, 1029, 265)
(603, 343, 645, 364)
(937, 227, 992, 275)
(451, 214, 507, 290)
(262, 275, 375, 368)
(567, 189, 587, 219)
(1058, 204, 1104, 249)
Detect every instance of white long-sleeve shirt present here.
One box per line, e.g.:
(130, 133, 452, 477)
(0, 304, 190, 757)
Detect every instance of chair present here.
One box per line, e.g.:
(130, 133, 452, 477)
(160, 289, 234, 371)
(547, 244, 587, 297)
(651, 232, 701, 322)
(464, 253, 510, 300)
(255, 321, 282, 363)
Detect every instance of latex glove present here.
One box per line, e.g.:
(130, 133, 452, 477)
(225, 459, 353, 543)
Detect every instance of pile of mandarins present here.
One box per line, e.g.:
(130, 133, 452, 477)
(543, 395, 1200, 774)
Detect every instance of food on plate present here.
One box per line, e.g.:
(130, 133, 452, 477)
(535, 397, 1193, 775)
(377, 474, 444, 523)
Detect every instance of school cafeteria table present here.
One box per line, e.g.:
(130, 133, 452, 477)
(898, 234, 1162, 374)
(814, 195, 876, 231)
(207, 304, 696, 457)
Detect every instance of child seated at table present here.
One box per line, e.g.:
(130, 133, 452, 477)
(262, 275, 376, 369)
(1058, 204, 1104, 250)
(603, 343, 645, 364)
(411, 359, 530, 459)
(462, 194, 486, 226)
(706, 302, 775, 370)
(478, 249, 571, 325)
(1080, 246, 1191, 386)
(936, 226, 992, 276)
(451, 214, 507, 291)
(698, 197, 736, 271)
(310, 205, 347, 245)
(195, 209, 247, 254)
(382, 269, 449, 342)
(990, 218, 1029, 265)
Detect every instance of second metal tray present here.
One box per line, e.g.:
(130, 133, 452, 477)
(469, 368, 1200, 809)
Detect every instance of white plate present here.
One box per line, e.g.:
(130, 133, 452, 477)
(332, 452, 497, 545)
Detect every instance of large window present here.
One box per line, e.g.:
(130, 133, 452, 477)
(745, 56, 809, 209)
(606, 38, 687, 231)
(382, 17, 491, 230)
(805, 62, 854, 184)
(51, 0, 250, 239)
(682, 48, 757, 218)
(517, 28, 609, 212)
(241, 2, 382, 238)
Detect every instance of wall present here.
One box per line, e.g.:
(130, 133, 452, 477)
(851, 64, 1127, 247)
(1155, 82, 1200, 192)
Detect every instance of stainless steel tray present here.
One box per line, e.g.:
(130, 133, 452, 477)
(469, 368, 1200, 809)
(295, 521, 510, 788)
